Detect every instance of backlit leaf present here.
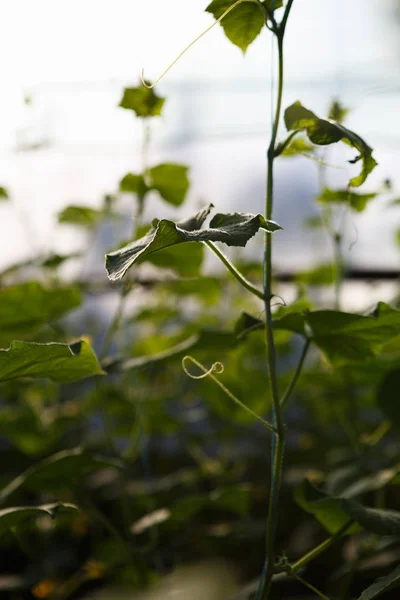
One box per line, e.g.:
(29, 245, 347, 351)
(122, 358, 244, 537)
(119, 85, 165, 118)
(358, 564, 400, 600)
(106, 204, 281, 281)
(0, 340, 104, 383)
(119, 173, 148, 197)
(148, 164, 190, 206)
(206, 0, 265, 53)
(284, 101, 377, 187)
(0, 503, 78, 537)
(317, 188, 376, 213)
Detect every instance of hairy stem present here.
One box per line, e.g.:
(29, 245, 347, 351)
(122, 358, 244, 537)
(205, 240, 264, 300)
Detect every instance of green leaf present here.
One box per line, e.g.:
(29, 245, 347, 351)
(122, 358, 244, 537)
(281, 137, 315, 157)
(234, 312, 264, 339)
(377, 369, 400, 429)
(41, 252, 82, 269)
(396, 229, 400, 249)
(296, 263, 337, 286)
(119, 85, 165, 118)
(284, 101, 377, 187)
(0, 282, 81, 346)
(303, 215, 323, 230)
(0, 186, 9, 200)
(206, 0, 265, 53)
(58, 205, 103, 229)
(119, 173, 148, 197)
(317, 187, 376, 213)
(106, 204, 281, 281)
(263, 0, 283, 14)
(341, 499, 400, 536)
(144, 242, 204, 277)
(148, 164, 190, 206)
(358, 564, 400, 600)
(0, 340, 104, 383)
(0, 448, 122, 501)
(306, 303, 400, 365)
(294, 480, 360, 534)
(328, 99, 350, 123)
(0, 503, 78, 537)
(273, 312, 307, 336)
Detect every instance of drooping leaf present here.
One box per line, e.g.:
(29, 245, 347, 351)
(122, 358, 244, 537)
(105, 204, 281, 281)
(119, 173, 148, 197)
(328, 99, 349, 123)
(317, 188, 376, 213)
(148, 164, 190, 206)
(294, 479, 360, 534)
(0, 282, 81, 346)
(0, 340, 104, 383)
(341, 499, 400, 536)
(358, 564, 400, 600)
(0, 186, 9, 200)
(0, 449, 122, 501)
(306, 303, 400, 365)
(206, 0, 265, 53)
(58, 205, 103, 229)
(0, 503, 78, 537)
(377, 369, 400, 429)
(144, 242, 204, 276)
(119, 85, 165, 118)
(284, 101, 377, 187)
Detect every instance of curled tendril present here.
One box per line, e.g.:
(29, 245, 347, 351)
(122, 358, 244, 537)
(182, 356, 276, 433)
(141, 0, 259, 89)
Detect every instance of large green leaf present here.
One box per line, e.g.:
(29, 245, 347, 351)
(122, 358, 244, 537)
(377, 369, 400, 428)
(119, 173, 148, 197)
(147, 163, 190, 206)
(0, 449, 121, 501)
(119, 85, 165, 118)
(58, 205, 103, 229)
(284, 101, 377, 187)
(0, 340, 104, 383)
(0, 282, 81, 346)
(0, 186, 9, 200)
(0, 503, 78, 537)
(206, 0, 265, 53)
(358, 564, 400, 600)
(145, 242, 204, 276)
(306, 303, 400, 365)
(317, 188, 376, 213)
(105, 204, 281, 281)
(341, 499, 400, 536)
(294, 480, 360, 534)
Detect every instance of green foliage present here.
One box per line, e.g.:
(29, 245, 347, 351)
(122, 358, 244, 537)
(0, 503, 77, 537)
(328, 99, 350, 123)
(58, 204, 103, 229)
(358, 564, 400, 600)
(106, 204, 281, 281)
(341, 499, 400, 536)
(206, 0, 265, 53)
(119, 85, 166, 117)
(119, 173, 148, 197)
(0, 186, 9, 200)
(284, 101, 378, 186)
(148, 164, 190, 206)
(377, 369, 400, 428)
(281, 137, 315, 157)
(317, 187, 377, 213)
(0, 340, 103, 383)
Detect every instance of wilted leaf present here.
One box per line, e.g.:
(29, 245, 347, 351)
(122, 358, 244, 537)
(284, 101, 377, 187)
(0, 503, 78, 537)
(341, 499, 400, 536)
(105, 204, 281, 281)
(148, 164, 190, 206)
(377, 369, 400, 429)
(206, 0, 265, 53)
(119, 85, 165, 118)
(0, 340, 104, 383)
(358, 564, 400, 600)
(58, 205, 103, 229)
(317, 188, 376, 213)
(0, 282, 81, 346)
(306, 303, 400, 365)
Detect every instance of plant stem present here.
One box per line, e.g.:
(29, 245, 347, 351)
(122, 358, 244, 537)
(259, 4, 295, 596)
(205, 240, 264, 300)
(333, 232, 343, 310)
(292, 573, 331, 600)
(280, 338, 311, 409)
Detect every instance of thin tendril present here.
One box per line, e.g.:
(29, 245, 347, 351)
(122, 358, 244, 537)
(182, 356, 276, 433)
(141, 0, 260, 89)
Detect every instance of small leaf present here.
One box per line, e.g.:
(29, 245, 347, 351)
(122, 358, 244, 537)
(119, 173, 148, 197)
(0, 503, 78, 537)
(263, 0, 283, 14)
(148, 164, 190, 206)
(41, 252, 81, 269)
(105, 204, 281, 281)
(206, 0, 265, 53)
(281, 137, 315, 157)
(0, 186, 9, 200)
(284, 101, 377, 187)
(306, 303, 400, 365)
(341, 499, 400, 536)
(377, 369, 400, 429)
(0, 340, 104, 383)
(234, 312, 264, 339)
(303, 216, 323, 230)
(328, 99, 350, 123)
(358, 564, 400, 600)
(317, 187, 376, 213)
(0, 448, 122, 501)
(296, 263, 337, 286)
(58, 205, 103, 229)
(119, 85, 165, 118)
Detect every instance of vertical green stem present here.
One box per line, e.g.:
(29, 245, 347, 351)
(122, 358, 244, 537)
(259, 3, 295, 597)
